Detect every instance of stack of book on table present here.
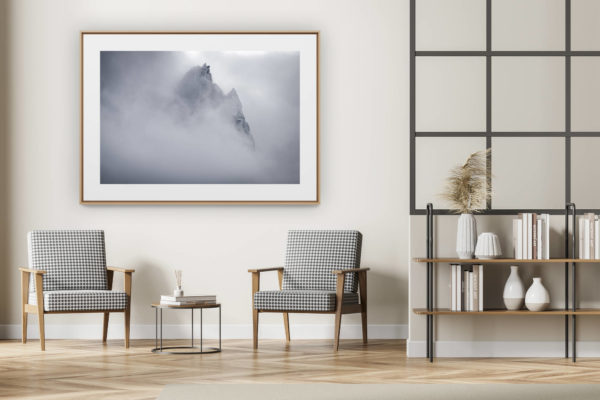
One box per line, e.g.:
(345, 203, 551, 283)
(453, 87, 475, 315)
(579, 213, 600, 259)
(160, 295, 217, 306)
(451, 264, 483, 312)
(512, 213, 550, 259)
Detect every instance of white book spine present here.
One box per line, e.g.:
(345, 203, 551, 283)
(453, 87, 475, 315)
(451, 265, 456, 311)
(521, 213, 527, 260)
(585, 219, 590, 259)
(527, 213, 533, 259)
(464, 270, 469, 312)
(478, 265, 483, 311)
(458, 267, 462, 312)
(517, 219, 523, 259)
(596, 218, 600, 260)
(473, 268, 479, 312)
(469, 271, 474, 312)
(536, 218, 544, 260)
(579, 217, 584, 259)
(544, 214, 550, 260)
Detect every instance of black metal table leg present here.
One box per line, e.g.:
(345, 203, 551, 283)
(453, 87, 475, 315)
(160, 308, 163, 351)
(200, 308, 203, 353)
(219, 305, 222, 351)
(191, 309, 194, 347)
(155, 307, 158, 350)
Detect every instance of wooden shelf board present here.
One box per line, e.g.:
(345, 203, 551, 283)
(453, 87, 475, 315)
(413, 308, 600, 316)
(413, 258, 598, 264)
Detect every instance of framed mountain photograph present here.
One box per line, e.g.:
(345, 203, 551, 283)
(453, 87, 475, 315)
(81, 32, 318, 204)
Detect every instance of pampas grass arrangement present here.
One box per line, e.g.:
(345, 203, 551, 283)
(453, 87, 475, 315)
(440, 149, 491, 214)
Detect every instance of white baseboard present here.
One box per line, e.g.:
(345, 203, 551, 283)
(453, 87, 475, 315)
(0, 324, 407, 340)
(407, 340, 600, 357)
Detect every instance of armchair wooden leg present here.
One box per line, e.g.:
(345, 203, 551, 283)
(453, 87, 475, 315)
(333, 273, 346, 351)
(253, 309, 259, 349)
(21, 270, 29, 344)
(37, 307, 45, 351)
(358, 271, 368, 344)
(124, 308, 130, 349)
(361, 310, 368, 344)
(334, 309, 342, 351)
(103, 312, 110, 343)
(22, 311, 27, 344)
(35, 274, 45, 351)
(283, 312, 290, 342)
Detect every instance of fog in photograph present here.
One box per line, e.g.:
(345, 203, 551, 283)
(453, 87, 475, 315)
(100, 51, 300, 184)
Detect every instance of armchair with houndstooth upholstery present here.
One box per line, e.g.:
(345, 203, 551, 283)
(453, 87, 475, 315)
(20, 230, 134, 350)
(249, 230, 368, 351)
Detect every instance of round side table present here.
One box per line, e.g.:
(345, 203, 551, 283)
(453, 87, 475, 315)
(151, 303, 221, 354)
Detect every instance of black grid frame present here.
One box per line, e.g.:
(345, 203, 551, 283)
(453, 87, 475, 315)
(410, 0, 600, 215)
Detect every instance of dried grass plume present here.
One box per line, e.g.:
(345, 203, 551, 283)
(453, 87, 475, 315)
(439, 149, 491, 214)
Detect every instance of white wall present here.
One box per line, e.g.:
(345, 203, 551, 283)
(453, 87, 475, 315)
(0, 0, 410, 339)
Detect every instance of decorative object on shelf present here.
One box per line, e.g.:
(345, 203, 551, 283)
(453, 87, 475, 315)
(174, 270, 184, 297)
(503, 265, 525, 310)
(525, 277, 550, 312)
(456, 214, 477, 259)
(439, 150, 490, 259)
(475, 232, 502, 259)
(81, 32, 318, 204)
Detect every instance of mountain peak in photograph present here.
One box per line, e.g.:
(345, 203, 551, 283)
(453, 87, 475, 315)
(175, 63, 253, 141)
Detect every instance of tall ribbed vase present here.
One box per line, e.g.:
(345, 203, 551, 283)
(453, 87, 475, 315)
(456, 213, 477, 259)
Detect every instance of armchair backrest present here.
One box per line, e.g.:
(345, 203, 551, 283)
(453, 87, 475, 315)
(28, 230, 108, 292)
(282, 230, 362, 292)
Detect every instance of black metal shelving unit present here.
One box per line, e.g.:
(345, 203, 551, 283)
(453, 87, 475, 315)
(415, 202, 590, 362)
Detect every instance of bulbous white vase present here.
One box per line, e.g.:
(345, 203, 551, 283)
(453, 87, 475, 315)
(503, 266, 525, 310)
(456, 214, 477, 259)
(525, 277, 550, 312)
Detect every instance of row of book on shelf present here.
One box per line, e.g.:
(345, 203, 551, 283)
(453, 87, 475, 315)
(579, 213, 600, 259)
(451, 264, 483, 312)
(160, 295, 217, 306)
(512, 213, 550, 259)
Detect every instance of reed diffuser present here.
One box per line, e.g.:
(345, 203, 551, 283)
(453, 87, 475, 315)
(174, 270, 183, 297)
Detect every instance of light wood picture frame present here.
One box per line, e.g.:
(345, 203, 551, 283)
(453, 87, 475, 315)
(81, 32, 319, 204)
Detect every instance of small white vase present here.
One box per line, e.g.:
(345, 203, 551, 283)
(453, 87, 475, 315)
(503, 266, 525, 310)
(456, 213, 477, 259)
(525, 277, 550, 312)
(174, 287, 184, 297)
(475, 232, 502, 259)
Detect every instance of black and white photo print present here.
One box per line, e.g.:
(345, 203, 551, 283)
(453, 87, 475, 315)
(81, 32, 318, 203)
(100, 51, 300, 184)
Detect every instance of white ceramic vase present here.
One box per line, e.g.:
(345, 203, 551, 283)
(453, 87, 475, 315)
(174, 287, 184, 297)
(475, 232, 502, 259)
(456, 213, 477, 259)
(503, 266, 525, 310)
(525, 277, 550, 312)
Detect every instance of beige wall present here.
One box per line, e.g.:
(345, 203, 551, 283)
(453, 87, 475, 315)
(0, 0, 410, 339)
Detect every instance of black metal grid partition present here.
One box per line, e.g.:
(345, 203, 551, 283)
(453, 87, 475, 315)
(410, 0, 600, 215)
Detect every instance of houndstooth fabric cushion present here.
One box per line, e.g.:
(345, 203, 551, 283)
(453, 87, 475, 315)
(282, 230, 362, 292)
(29, 290, 128, 312)
(254, 290, 359, 312)
(28, 230, 108, 294)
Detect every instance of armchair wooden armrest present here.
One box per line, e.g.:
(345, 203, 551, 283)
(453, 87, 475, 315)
(248, 267, 284, 273)
(19, 267, 46, 275)
(106, 267, 133, 299)
(107, 266, 135, 273)
(332, 267, 370, 275)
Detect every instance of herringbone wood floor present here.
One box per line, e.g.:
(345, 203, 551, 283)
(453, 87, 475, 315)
(1, 339, 599, 399)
